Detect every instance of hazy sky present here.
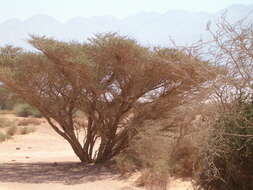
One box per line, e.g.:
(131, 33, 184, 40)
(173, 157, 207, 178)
(1, 0, 252, 21)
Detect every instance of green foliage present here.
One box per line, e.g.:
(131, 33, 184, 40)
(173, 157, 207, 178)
(195, 100, 253, 190)
(14, 104, 42, 118)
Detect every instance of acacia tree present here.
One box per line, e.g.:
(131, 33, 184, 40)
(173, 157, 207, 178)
(0, 34, 215, 163)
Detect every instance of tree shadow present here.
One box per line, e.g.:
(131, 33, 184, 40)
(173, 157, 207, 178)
(0, 162, 120, 185)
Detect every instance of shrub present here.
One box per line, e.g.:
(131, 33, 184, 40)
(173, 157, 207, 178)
(115, 107, 205, 175)
(17, 118, 42, 126)
(194, 100, 253, 190)
(0, 132, 10, 142)
(115, 153, 137, 174)
(191, 17, 253, 190)
(168, 138, 199, 178)
(116, 126, 169, 169)
(14, 104, 42, 118)
(6, 126, 17, 136)
(0, 117, 13, 128)
(135, 169, 169, 190)
(20, 126, 36, 135)
(0, 86, 16, 110)
(116, 125, 171, 189)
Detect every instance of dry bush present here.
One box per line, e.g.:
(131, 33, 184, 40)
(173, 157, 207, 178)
(0, 117, 14, 128)
(0, 131, 10, 142)
(168, 138, 198, 177)
(160, 103, 213, 178)
(115, 122, 171, 189)
(115, 153, 137, 174)
(17, 118, 42, 126)
(0, 85, 19, 110)
(6, 126, 17, 136)
(115, 103, 212, 190)
(116, 123, 170, 168)
(0, 110, 14, 114)
(20, 126, 36, 135)
(136, 169, 169, 190)
(115, 115, 201, 188)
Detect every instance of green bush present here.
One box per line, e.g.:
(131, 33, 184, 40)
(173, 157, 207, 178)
(194, 100, 253, 190)
(14, 104, 42, 118)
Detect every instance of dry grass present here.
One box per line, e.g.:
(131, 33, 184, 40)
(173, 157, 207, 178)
(0, 110, 15, 115)
(20, 126, 36, 135)
(18, 118, 42, 126)
(135, 169, 169, 190)
(6, 126, 17, 136)
(0, 117, 13, 128)
(0, 132, 10, 142)
(0, 116, 37, 138)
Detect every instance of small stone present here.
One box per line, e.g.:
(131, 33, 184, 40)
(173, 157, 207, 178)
(16, 147, 21, 150)
(25, 156, 30, 159)
(11, 160, 16, 162)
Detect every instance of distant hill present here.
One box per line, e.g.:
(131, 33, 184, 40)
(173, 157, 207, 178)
(0, 4, 252, 49)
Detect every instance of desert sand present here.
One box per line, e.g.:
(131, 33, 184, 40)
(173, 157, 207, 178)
(0, 115, 193, 190)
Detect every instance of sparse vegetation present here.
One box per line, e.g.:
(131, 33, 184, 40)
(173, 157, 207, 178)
(0, 86, 16, 110)
(14, 103, 42, 118)
(0, 116, 36, 140)
(17, 118, 42, 126)
(0, 131, 10, 142)
(20, 126, 36, 135)
(0, 117, 13, 128)
(6, 125, 17, 136)
(138, 169, 169, 190)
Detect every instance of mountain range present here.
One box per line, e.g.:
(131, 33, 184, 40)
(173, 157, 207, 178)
(0, 4, 253, 49)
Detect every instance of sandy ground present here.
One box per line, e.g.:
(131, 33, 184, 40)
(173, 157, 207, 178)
(0, 114, 193, 190)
